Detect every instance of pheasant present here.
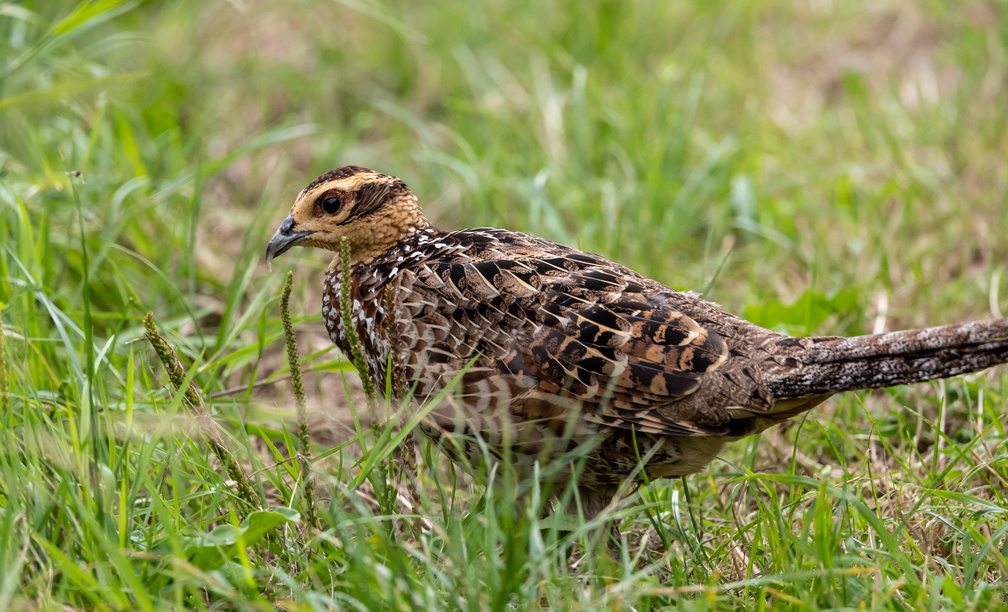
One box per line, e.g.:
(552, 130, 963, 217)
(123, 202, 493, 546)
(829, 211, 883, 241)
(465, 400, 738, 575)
(266, 165, 1008, 521)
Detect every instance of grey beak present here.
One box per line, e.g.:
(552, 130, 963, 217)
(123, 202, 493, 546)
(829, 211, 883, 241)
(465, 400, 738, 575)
(265, 215, 314, 270)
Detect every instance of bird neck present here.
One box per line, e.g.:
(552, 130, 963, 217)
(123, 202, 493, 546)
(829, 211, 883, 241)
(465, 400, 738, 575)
(326, 206, 433, 271)
(326, 221, 435, 275)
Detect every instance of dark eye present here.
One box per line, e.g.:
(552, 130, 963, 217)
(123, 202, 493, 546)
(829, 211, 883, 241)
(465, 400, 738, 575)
(321, 196, 342, 214)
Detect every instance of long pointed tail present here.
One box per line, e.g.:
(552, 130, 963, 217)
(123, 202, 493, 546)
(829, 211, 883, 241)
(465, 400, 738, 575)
(766, 318, 1008, 400)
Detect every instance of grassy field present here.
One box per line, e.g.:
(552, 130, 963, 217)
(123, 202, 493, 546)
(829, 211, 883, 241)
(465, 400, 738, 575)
(2, 0, 1007, 609)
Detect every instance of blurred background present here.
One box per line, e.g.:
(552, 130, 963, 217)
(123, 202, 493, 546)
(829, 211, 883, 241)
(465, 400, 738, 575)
(4, 1, 1006, 342)
(2, 1, 1007, 607)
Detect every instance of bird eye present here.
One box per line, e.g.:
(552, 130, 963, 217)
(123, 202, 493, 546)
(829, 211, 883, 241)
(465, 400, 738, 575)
(321, 196, 342, 214)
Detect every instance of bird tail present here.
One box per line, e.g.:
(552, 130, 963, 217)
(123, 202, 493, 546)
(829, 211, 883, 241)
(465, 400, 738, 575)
(765, 318, 1008, 400)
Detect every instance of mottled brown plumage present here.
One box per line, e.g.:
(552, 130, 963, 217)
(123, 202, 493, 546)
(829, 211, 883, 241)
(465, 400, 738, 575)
(266, 166, 1008, 521)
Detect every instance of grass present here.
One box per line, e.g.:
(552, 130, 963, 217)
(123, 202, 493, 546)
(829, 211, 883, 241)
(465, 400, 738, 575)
(1, 0, 1007, 609)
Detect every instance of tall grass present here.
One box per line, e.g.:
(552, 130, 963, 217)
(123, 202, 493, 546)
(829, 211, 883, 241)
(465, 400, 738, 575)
(1, 0, 1006, 609)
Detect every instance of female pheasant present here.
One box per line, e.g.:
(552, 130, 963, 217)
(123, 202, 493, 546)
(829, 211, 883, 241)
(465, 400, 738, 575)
(266, 166, 1008, 519)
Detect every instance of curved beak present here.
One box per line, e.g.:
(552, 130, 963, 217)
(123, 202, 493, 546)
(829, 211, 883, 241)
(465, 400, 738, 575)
(265, 215, 314, 270)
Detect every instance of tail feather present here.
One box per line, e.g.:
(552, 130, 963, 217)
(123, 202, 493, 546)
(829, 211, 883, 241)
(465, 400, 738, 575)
(766, 318, 1008, 400)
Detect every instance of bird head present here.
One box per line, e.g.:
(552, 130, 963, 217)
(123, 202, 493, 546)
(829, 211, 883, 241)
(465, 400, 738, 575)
(265, 166, 429, 269)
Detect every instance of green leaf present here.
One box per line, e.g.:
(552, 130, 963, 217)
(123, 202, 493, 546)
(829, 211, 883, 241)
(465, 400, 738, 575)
(743, 288, 861, 335)
(160, 507, 300, 571)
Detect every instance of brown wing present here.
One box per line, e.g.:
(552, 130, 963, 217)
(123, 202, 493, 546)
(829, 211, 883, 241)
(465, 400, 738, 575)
(398, 231, 761, 437)
(502, 256, 737, 436)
